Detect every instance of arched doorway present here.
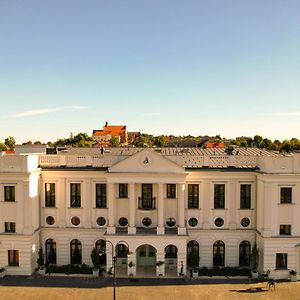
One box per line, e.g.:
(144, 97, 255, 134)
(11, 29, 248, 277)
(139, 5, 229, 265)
(115, 243, 129, 275)
(95, 239, 106, 268)
(239, 241, 251, 267)
(165, 245, 177, 275)
(70, 239, 82, 264)
(213, 240, 225, 267)
(187, 240, 199, 268)
(45, 239, 56, 265)
(136, 244, 156, 277)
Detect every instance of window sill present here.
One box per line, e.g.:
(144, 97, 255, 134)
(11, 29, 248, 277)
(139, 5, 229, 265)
(3, 232, 16, 234)
(238, 208, 254, 210)
(278, 203, 295, 205)
(68, 207, 83, 209)
(212, 208, 227, 210)
(188, 207, 200, 210)
(275, 268, 288, 271)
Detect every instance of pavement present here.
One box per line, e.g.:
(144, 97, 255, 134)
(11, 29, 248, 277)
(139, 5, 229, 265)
(0, 274, 254, 289)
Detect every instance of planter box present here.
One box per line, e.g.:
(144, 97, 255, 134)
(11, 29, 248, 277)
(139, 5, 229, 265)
(0, 271, 6, 278)
(290, 275, 297, 282)
(92, 269, 99, 277)
(192, 270, 199, 278)
(251, 271, 258, 279)
(38, 268, 46, 275)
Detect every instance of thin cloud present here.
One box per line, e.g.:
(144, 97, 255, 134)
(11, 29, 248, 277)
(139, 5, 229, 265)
(265, 111, 300, 117)
(142, 112, 161, 116)
(11, 106, 88, 118)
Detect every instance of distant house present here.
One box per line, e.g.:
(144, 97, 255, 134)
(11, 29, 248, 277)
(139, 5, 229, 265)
(92, 122, 128, 145)
(128, 131, 140, 144)
(205, 141, 226, 148)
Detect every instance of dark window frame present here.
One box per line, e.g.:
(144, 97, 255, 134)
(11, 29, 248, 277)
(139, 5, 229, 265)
(276, 253, 287, 269)
(4, 186, 15, 202)
(167, 184, 176, 199)
(213, 240, 225, 267)
(5, 222, 16, 233)
(70, 239, 82, 265)
(45, 183, 55, 207)
(280, 187, 292, 204)
(70, 183, 81, 208)
(214, 184, 225, 209)
(8, 250, 19, 266)
(239, 241, 251, 267)
(45, 239, 57, 264)
(188, 184, 199, 209)
(240, 184, 251, 209)
(96, 184, 107, 208)
(280, 224, 291, 235)
(118, 183, 128, 198)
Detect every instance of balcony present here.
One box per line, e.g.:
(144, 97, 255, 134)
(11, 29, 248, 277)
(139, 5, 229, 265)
(138, 197, 156, 210)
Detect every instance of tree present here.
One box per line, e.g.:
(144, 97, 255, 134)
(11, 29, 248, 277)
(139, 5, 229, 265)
(154, 136, 166, 147)
(37, 246, 45, 270)
(90, 248, 100, 270)
(110, 136, 120, 147)
(22, 141, 33, 145)
(250, 242, 259, 272)
(253, 135, 264, 148)
(0, 143, 7, 151)
(4, 136, 16, 150)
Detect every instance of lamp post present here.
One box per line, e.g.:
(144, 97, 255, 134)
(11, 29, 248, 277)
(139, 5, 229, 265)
(102, 240, 131, 300)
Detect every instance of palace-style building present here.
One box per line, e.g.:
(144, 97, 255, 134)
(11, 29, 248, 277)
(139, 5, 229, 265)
(1, 147, 300, 279)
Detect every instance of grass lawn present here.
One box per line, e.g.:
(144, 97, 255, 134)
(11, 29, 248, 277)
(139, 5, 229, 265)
(1, 282, 300, 300)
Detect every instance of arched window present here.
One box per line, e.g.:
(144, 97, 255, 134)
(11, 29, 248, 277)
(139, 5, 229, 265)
(70, 239, 82, 264)
(239, 241, 251, 267)
(165, 245, 178, 258)
(187, 240, 199, 268)
(45, 239, 56, 264)
(213, 240, 225, 267)
(116, 244, 128, 258)
(95, 239, 106, 266)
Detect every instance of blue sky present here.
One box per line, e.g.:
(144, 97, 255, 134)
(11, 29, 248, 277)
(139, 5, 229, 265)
(0, 0, 300, 143)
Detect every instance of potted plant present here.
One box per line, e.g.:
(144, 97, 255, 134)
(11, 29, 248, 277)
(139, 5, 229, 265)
(0, 267, 6, 278)
(90, 248, 100, 277)
(156, 260, 164, 276)
(290, 270, 297, 282)
(128, 261, 135, 276)
(37, 246, 46, 275)
(250, 242, 259, 279)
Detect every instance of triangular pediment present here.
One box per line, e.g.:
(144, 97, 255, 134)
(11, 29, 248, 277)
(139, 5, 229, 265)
(109, 149, 184, 173)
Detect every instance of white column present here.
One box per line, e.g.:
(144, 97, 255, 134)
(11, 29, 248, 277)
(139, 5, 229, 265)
(178, 183, 186, 235)
(107, 183, 116, 234)
(157, 183, 165, 235)
(128, 183, 136, 234)
(128, 253, 136, 276)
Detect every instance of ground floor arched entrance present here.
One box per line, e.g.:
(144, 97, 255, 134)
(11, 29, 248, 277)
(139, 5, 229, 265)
(135, 244, 157, 277)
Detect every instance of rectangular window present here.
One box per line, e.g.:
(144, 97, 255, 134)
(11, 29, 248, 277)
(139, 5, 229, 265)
(276, 253, 287, 269)
(214, 184, 225, 209)
(5, 222, 16, 233)
(8, 250, 19, 266)
(118, 183, 128, 198)
(167, 184, 176, 199)
(280, 187, 292, 204)
(188, 184, 199, 208)
(240, 184, 251, 209)
(70, 183, 81, 208)
(280, 225, 291, 235)
(45, 183, 55, 207)
(4, 186, 15, 202)
(96, 184, 106, 208)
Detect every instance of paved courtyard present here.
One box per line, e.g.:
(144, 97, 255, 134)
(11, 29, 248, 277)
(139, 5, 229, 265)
(0, 275, 300, 300)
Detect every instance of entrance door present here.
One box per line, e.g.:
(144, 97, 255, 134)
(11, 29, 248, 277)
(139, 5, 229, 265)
(141, 184, 153, 209)
(137, 245, 156, 266)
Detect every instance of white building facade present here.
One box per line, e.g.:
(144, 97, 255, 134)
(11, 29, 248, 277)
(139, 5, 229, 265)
(1, 148, 300, 279)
